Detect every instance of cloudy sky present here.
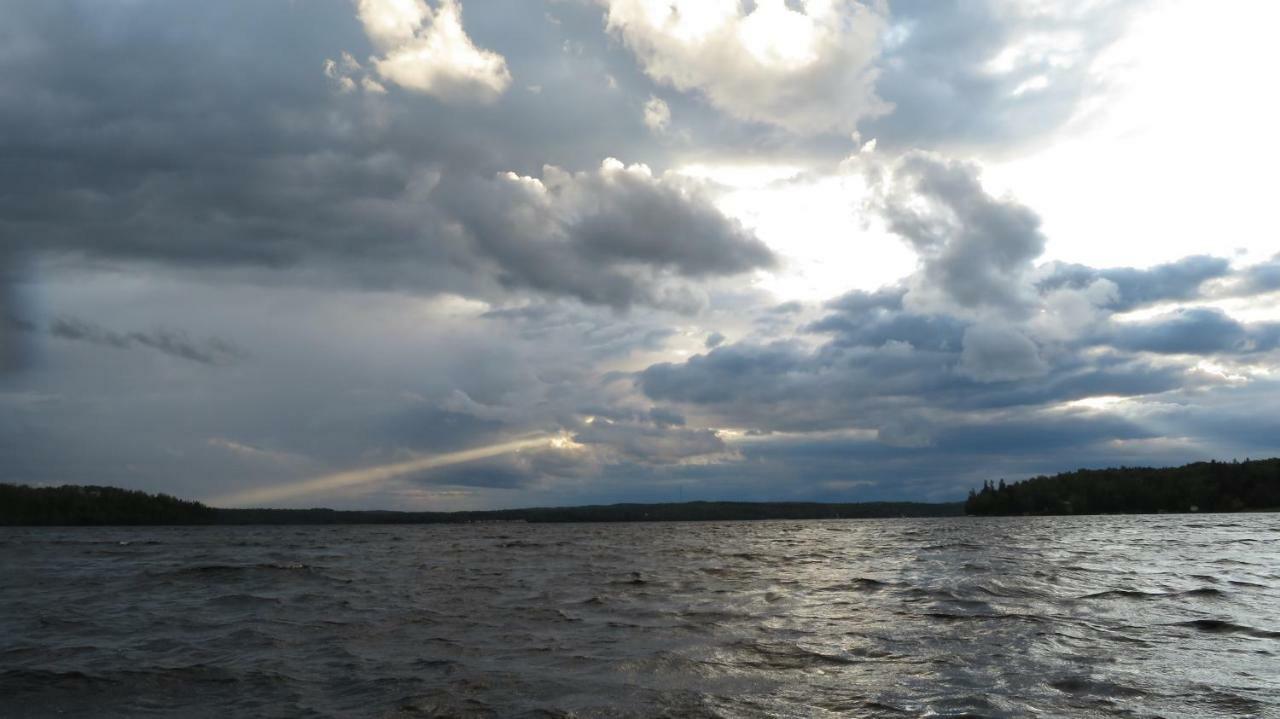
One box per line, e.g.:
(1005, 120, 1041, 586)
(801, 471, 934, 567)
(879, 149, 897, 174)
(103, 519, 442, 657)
(2, 0, 1278, 509)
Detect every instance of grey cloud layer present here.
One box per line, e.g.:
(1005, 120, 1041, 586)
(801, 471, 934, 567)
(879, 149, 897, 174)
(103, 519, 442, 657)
(47, 317, 246, 366)
(6, 0, 1273, 508)
(433, 161, 775, 310)
(873, 153, 1045, 314)
(2, 1, 775, 311)
(0, 0, 1141, 305)
(639, 154, 1279, 485)
(866, 0, 1141, 151)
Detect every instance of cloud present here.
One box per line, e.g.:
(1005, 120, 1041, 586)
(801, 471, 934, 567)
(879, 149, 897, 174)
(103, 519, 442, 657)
(809, 308, 965, 352)
(1107, 308, 1280, 356)
(481, 300, 677, 359)
(48, 316, 247, 366)
(0, 0, 686, 308)
(207, 438, 313, 468)
(643, 95, 671, 133)
(1236, 253, 1280, 295)
(0, 249, 34, 374)
(601, 0, 888, 133)
(871, 152, 1046, 315)
(436, 158, 776, 310)
(957, 322, 1048, 382)
(573, 416, 729, 464)
(635, 149, 1280, 462)
(864, 0, 1141, 150)
(1037, 255, 1232, 311)
(351, 0, 512, 102)
(648, 406, 686, 427)
(4, 0, 1278, 510)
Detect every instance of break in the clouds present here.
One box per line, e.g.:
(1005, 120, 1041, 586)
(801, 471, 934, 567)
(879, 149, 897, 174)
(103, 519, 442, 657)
(2, 0, 1278, 509)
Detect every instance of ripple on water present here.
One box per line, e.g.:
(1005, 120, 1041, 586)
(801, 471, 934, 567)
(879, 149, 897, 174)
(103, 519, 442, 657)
(1, 515, 1278, 717)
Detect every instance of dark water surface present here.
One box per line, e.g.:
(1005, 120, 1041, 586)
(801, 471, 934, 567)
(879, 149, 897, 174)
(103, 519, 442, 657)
(2, 515, 1278, 718)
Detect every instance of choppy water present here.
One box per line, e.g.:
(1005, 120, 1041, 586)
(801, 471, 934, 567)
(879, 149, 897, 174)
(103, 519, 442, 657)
(2, 515, 1279, 718)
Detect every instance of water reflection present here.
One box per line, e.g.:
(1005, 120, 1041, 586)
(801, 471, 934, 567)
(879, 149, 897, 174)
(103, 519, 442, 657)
(1, 515, 1277, 717)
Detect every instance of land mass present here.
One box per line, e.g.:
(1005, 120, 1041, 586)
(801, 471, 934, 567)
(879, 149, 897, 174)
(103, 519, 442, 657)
(2, 457, 1276, 525)
(965, 457, 1280, 515)
(0, 484, 961, 526)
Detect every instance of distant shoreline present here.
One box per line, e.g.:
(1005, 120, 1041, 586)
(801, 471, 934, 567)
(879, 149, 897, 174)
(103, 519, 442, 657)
(0, 484, 963, 526)
(965, 458, 1280, 516)
(4, 456, 1277, 526)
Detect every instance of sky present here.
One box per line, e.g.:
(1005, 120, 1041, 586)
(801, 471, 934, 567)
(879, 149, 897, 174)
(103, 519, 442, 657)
(2, 0, 1278, 510)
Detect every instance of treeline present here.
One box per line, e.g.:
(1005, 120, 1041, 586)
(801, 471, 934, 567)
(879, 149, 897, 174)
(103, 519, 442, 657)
(965, 458, 1280, 516)
(0, 484, 218, 525)
(0, 483, 962, 526)
(469, 500, 964, 524)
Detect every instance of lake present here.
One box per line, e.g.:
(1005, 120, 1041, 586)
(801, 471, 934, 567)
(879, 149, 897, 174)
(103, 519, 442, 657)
(2, 515, 1278, 717)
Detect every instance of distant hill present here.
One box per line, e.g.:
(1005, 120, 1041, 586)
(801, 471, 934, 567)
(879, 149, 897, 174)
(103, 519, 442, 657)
(965, 458, 1280, 516)
(8, 458, 1275, 525)
(0, 484, 217, 526)
(0, 484, 962, 526)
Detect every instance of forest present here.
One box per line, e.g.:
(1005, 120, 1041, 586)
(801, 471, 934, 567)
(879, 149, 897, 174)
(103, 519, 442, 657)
(965, 458, 1280, 515)
(0, 483, 962, 525)
(0, 484, 218, 525)
(5, 457, 1277, 525)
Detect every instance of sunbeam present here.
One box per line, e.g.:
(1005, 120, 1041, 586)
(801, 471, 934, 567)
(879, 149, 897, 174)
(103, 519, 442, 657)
(208, 435, 552, 507)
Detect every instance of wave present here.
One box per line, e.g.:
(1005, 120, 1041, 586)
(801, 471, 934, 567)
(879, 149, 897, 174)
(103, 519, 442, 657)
(1080, 587, 1227, 600)
(1172, 619, 1280, 639)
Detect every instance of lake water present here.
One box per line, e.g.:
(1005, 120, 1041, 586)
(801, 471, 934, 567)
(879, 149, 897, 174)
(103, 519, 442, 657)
(2, 515, 1278, 718)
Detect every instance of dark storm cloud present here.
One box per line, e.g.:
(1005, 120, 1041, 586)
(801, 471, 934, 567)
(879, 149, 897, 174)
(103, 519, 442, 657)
(1106, 308, 1280, 355)
(2, 1, 459, 289)
(1037, 255, 1232, 311)
(405, 459, 539, 490)
(0, 0, 1136, 320)
(372, 406, 508, 455)
(640, 341, 809, 409)
(1159, 380, 1280, 450)
(433, 163, 775, 310)
(939, 356, 1190, 413)
(0, 0, 774, 312)
(48, 316, 246, 366)
(1, 247, 36, 373)
(809, 309, 966, 352)
(640, 335, 1109, 433)
(824, 287, 906, 315)
(648, 407, 686, 428)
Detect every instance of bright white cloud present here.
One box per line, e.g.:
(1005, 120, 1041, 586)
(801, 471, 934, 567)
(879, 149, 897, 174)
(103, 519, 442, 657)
(349, 0, 511, 102)
(602, 0, 888, 133)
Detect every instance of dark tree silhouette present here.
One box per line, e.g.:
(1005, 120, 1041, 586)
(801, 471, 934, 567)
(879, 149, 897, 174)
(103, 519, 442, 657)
(0, 484, 963, 525)
(964, 458, 1280, 515)
(0, 484, 217, 525)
